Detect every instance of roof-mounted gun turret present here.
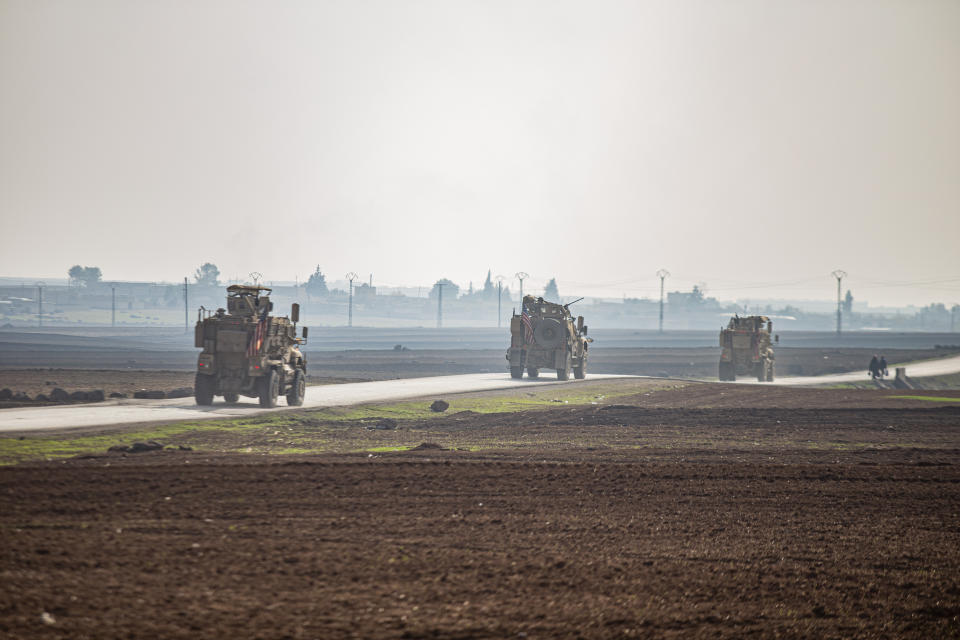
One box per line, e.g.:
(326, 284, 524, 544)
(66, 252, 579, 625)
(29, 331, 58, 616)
(226, 285, 273, 317)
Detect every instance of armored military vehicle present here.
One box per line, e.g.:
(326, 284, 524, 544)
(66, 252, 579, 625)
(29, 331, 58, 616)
(718, 315, 774, 382)
(507, 295, 591, 381)
(194, 285, 308, 407)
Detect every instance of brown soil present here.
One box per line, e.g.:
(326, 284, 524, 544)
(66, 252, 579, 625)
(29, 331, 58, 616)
(2, 383, 959, 638)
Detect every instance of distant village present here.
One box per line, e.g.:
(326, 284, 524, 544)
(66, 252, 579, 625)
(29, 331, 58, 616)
(1, 264, 958, 332)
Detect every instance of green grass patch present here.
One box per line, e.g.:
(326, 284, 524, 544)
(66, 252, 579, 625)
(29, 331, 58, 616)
(890, 395, 960, 403)
(299, 382, 643, 424)
(0, 380, 667, 466)
(0, 418, 269, 466)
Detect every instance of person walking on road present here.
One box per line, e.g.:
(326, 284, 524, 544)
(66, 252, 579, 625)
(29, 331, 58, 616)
(879, 355, 888, 379)
(869, 355, 881, 380)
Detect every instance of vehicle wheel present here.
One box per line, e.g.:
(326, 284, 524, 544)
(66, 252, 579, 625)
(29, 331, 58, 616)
(223, 392, 239, 404)
(286, 370, 305, 406)
(718, 362, 735, 382)
(767, 363, 775, 382)
(557, 353, 571, 381)
(510, 366, 523, 379)
(527, 367, 539, 378)
(756, 361, 767, 382)
(258, 370, 279, 408)
(573, 359, 586, 379)
(194, 373, 214, 406)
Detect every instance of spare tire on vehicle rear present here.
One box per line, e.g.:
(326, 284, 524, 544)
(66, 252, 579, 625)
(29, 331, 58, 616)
(534, 318, 563, 349)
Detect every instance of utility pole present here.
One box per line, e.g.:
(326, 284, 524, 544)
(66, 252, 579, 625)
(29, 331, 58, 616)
(831, 270, 846, 336)
(436, 282, 444, 328)
(496, 275, 506, 328)
(515, 271, 528, 302)
(183, 277, 189, 332)
(36, 282, 44, 328)
(345, 272, 358, 327)
(111, 286, 116, 327)
(656, 269, 669, 333)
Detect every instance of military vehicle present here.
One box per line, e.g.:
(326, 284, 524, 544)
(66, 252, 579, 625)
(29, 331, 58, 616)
(718, 315, 774, 382)
(194, 285, 308, 407)
(507, 295, 591, 381)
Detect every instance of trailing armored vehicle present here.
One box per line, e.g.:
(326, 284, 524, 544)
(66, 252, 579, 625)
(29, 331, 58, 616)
(718, 315, 774, 382)
(507, 295, 591, 381)
(194, 285, 308, 407)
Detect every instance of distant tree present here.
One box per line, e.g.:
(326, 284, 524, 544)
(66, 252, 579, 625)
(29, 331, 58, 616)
(429, 278, 460, 300)
(68, 265, 84, 286)
(544, 278, 559, 300)
(305, 266, 328, 297)
(843, 290, 854, 314)
(68, 265, 102, 287)
(194, 262, 220, 287)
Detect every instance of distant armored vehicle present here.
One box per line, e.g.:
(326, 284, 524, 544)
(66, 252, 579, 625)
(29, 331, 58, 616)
(507, 295, 591, 380)
(719, 315, 774, 382)
(194, 285, 308, 407)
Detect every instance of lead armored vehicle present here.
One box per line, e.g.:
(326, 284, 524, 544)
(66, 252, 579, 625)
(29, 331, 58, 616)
(194, 285, 308, 407)
(507, 295, 591, 380)
(718, 315, 774, 382)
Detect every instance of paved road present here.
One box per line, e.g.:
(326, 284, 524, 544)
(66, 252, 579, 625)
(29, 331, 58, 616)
(0, 373, 630, 433)
(3, 354, 959, 433)
(731, 353, 960, 386)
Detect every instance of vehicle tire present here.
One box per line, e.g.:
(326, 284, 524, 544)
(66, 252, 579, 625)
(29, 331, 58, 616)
(194, 373, 214, 406)
(510, 366, 523, 379)
(286, 370, 305, 406)
(527, 367, 539, 378)
(767, 363, 775, 382)
(557, 353, 571, 381)
(756, 361, 767, 382)
(718, 362, 735, 382)
(258, 370, 279, 408)
(223, 392, 239, 404)
(573, 358, 587, 379)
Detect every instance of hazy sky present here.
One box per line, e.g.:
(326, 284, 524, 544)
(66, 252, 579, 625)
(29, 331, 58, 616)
(1, 0, 958, 306)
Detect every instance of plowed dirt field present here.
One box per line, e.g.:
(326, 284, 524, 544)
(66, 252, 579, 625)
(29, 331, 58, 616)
(1, 383, 958, 639)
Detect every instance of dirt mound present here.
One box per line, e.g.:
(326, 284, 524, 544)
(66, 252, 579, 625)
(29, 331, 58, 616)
(409, 442, 445, 451)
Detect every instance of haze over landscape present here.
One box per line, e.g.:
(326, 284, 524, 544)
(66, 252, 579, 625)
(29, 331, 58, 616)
(1, 0, 958, 307)
(4, 5, 960, 639)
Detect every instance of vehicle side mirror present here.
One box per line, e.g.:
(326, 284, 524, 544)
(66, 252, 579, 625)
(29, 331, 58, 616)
(291, 303, 300, 323)
(577, 316, 584, 331)
(302, 326, 308, 339)
(582, 325, 588, 335)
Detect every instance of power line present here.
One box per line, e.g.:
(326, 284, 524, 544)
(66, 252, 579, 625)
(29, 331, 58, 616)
(515, 272, 528, 302)
(345, 272, 358, 327)
(656, 269, 669, 333)
(831, 270, 847, 336)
